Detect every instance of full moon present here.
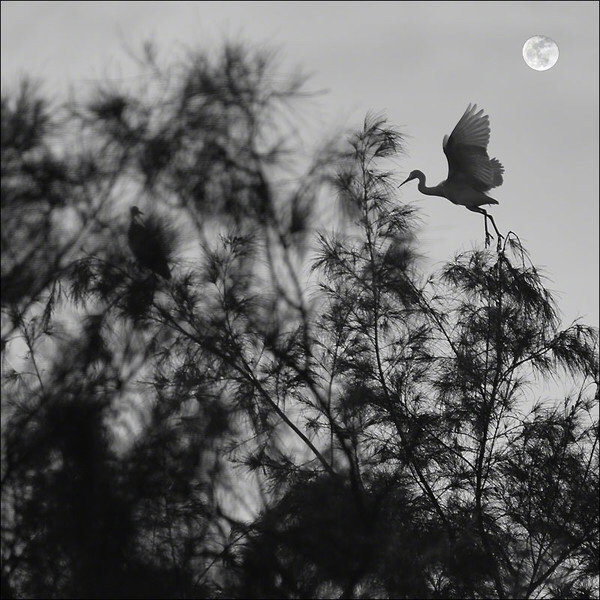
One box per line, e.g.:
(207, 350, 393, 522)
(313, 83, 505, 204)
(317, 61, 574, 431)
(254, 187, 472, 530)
(523, 36, 559, 71)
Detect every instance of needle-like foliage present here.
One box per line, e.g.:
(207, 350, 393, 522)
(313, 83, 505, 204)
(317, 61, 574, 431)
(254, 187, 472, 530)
(2, 43, 598, 600)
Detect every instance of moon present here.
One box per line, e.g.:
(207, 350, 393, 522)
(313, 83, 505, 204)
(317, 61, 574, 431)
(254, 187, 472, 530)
(523, 36, 559, 71)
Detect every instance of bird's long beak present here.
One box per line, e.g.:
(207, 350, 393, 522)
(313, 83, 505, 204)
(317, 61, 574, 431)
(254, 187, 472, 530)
(398, 177, 411, 188)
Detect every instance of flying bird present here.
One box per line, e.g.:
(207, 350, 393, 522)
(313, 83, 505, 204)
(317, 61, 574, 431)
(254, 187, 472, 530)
(128, 206, 172, 280)
(399, 104, 504, 246)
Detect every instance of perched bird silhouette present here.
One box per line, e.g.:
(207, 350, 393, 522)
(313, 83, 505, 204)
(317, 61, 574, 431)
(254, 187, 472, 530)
(399, 104, 504, 246)
(127, 206, 171, 280)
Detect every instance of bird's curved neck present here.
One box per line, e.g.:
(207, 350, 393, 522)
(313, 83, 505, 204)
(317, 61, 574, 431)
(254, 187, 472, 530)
(415, 172, 444, 197)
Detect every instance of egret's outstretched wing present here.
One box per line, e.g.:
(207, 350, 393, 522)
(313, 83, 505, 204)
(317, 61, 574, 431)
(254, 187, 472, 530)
(443, 104, 504, 192)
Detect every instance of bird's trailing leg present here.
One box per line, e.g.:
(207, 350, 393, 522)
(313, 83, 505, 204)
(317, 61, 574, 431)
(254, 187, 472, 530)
(485, 211, 502, 240)
(474, 208, 493, 247)
(481, 212, 492, 247)
(485, 211, 504, 252)
(475, 208, 503, 249)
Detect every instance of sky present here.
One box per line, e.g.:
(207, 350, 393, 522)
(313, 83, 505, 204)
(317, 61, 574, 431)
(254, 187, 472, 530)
(2, 1, 598, 332)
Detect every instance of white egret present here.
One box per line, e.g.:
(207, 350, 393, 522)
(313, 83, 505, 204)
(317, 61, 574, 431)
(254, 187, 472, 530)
(399, 104, 504, 246)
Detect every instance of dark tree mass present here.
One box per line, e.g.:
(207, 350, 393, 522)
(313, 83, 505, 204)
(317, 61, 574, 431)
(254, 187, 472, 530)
(128, 206, 173, 280)
(1, 43, 598, 600)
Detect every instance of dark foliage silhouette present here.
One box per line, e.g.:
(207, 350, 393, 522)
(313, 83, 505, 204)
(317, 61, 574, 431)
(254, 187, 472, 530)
(128, 206, 174, 280)
(2, 42, 598, 599)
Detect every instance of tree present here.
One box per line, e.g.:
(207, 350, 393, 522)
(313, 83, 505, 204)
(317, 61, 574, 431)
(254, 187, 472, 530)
(2, 41, 598, 599)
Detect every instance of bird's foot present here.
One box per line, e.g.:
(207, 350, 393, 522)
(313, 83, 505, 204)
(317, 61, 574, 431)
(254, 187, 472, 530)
(495, 233, 504, 252)
(485, 232, 494, 248)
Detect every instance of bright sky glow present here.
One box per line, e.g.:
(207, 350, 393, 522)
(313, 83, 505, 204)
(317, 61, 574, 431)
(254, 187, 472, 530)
(2, 1, 598, 333)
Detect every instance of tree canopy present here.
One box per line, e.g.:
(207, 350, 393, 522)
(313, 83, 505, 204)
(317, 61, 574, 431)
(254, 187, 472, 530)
(2, 42, 598, 599)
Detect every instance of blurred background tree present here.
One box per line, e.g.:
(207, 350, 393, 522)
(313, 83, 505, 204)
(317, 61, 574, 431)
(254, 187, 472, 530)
(1, 41, 598, 599)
